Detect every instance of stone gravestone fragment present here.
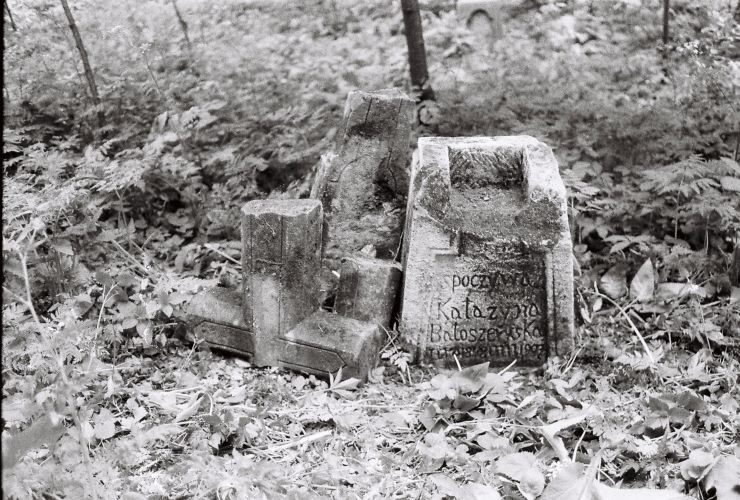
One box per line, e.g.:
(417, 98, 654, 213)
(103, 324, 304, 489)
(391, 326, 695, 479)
(187, 199, 383, 380)
(400, 136, 574, 367)
(335, 256, 402, 329)
(280, 311, 382, 380)
(241, 199, 322, 367)
(187, 287, 254, 357)
(311, 89, 415, 267)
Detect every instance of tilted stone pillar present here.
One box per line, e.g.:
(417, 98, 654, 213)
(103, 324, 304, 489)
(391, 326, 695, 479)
(241, 199, 323, 366)
(311, 89, 415, 266)
(400, 136, 574, 367)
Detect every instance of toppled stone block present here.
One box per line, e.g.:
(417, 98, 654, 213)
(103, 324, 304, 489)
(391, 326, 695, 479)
(241, 199, 323, 366)
(335, 256, 402, 329)
(186, 287, 255, 357)
(400, 136, 574, 368)
(311, 89, 415, 267)
(278, 311, 382, 380)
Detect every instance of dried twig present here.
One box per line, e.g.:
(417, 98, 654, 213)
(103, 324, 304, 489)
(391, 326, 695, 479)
(594, 291, 656, 365)
(255, 429, 333, 454)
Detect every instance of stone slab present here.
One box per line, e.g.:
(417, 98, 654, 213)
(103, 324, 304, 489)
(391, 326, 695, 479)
(335, 256, 402, 329)
(400, 136, 574, 367)
(310, 89, 415, 267)
(241, 199, 323, 367)
(186, 289, 382, 381)
(278, 311, 383, 381)
(186, 287, 255, 357)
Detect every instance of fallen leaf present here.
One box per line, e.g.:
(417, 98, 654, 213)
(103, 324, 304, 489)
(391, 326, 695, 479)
(593, 481, 694, 500)
(174, 395, 203, 423)
(599, 264, 628, 299)
(463, 482, 502, 500)
(704, 455, 740, 500)
(1, 415, 66, 468)
(431, 474, 466, 498)
(655, 283, 706, 301)
(630, 258, 654, 301)
(120, 493, 148, 500)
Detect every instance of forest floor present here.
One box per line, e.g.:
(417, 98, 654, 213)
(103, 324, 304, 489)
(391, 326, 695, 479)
(3, 0, 739, 499)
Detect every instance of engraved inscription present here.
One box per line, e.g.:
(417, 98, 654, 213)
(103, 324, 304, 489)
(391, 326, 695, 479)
(424, 245, 547, 366)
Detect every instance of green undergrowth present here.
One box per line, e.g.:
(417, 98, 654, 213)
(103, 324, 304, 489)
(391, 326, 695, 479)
(3, 0, 740, 498)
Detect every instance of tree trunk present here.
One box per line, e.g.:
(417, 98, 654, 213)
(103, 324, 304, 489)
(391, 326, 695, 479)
(731, 242, 740, 287)
(399, 0, 434, 102)
(5, 0, 17, 31)
(59, 0, 99, 107)
(170, 0, 193, 56)
(662, 0, 670, 46)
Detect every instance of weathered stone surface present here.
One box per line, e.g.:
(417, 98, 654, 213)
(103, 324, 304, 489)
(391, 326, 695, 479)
(310, 89, 415, 267)
(335, 256, 402, 329)
(278, 311, 382, 380)
(241, 199, 322, 367)
(400, 136, 574, 367)
(186, 287, 255, 357)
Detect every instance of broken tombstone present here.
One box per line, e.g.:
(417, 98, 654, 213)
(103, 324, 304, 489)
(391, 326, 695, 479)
(310, 89, 415, 269)
(187, 287, 253, 357)
(400, 136, 575, 368)
(186, 198, 386, 380)
(334, 255, 402, 329)
(279, 311, 382, 381)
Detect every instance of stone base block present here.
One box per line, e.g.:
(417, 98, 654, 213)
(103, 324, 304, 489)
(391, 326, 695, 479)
(335, 256, 402, 329)
(187, 290, 382, 381)
(278, 311, 383, 381)
(186, 287, 255, 358)
(400, 136, 575, 368)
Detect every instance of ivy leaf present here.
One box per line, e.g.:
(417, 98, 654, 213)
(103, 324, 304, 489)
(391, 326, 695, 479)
(496, 452, 545, 499)
(419, 404, 440, 431)
(593, 482, 694, 500)
(453, 394, 480, 412)
(417, 432, 451, 461)
(136, 320, 153, 345)
(429, 374, 457, 400)
(540, 462, 590, 500)
(93, 408, 116, 440)
(630, 258, 654, 301)
(679, 449, 714, 481)
(122, 317, 138, 330)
